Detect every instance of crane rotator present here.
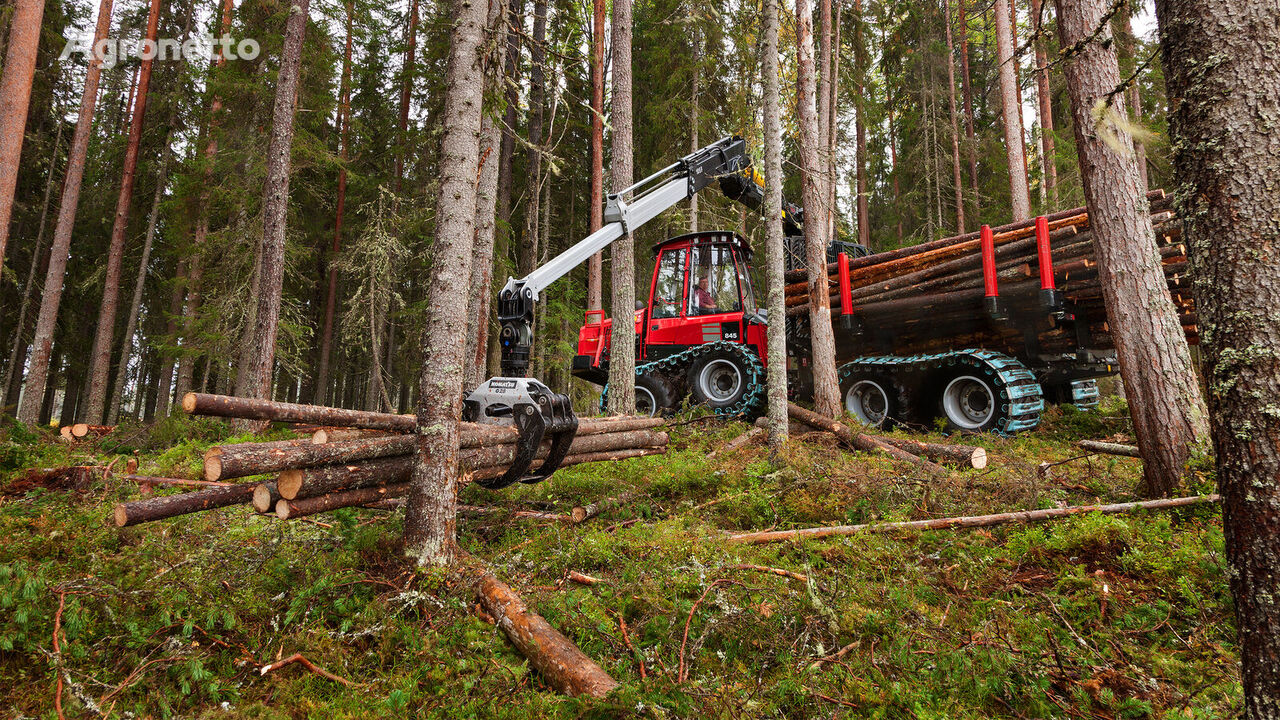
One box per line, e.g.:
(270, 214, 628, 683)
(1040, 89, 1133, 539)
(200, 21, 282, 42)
(463, 136, 764, 486)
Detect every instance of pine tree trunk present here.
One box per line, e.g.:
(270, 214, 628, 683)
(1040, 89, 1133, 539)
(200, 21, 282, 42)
(689, 30, 700, 233)
(957, 0, 980, 214)
(496, 0, 520, 227)
(235, 0, 310, 411)
(855, 0, 870, 247)
(1054, 0, 1208, 497)
(395, 0, 419, 192)
(315, 0, 354, 405)
(762, 0, 787, 449)
(994, 0, 1030, 220)
(519, 0, 547, 280)
(943, 0, 966, 234)
(402, 0, 487, 566)
(464, 0, 508, 391)
(796, 0, 840, 418)
(151, 258, 186, 418)
(107, 133, 174, 424)
(818, 0, 832, 237)
(1, 112, 61, 414)
(587, 0, 604, 311)
(17, 0, 115, 425)
(606, 0, 636, 416)
(84, 0, 163, 423)
(1154, 0, 1280, 712)
(826, 2, 840, 236)
(1030, 0, 1058, 208)
(0, 0, 45, 270)
(1120, 12, 1147, 192)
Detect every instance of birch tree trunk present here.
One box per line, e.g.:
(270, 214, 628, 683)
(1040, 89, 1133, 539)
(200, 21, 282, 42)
(1054, 0, 1208, 497)
(606, 0, 636, 415)
(235, 0, 310, 409)
(762, 0, 787, 449)
(84, 0, 163, 423)
(403, 0, 487, 565)
(0, 0, 45, 271)
(994, 0, 1030, 220)
(1154, 0, 1280, 712)
(797, 0, 840, 418)
(17, 0, 115, 424)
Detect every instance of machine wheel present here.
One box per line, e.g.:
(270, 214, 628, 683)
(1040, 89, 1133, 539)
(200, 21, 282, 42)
(687, 348, 751, 412)
(940, 373, 1000, 432)
(634, 374, 677, 417)
(840, 374, 899, 428)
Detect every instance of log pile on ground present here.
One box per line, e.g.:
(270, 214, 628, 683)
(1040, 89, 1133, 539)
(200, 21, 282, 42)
(59, 424, 115, 442)
(783, 191, 1198, 354)
(112, 393, 668, 527)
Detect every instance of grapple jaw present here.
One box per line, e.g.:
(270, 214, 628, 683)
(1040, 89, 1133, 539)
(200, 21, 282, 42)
(463, 378, 578, 489)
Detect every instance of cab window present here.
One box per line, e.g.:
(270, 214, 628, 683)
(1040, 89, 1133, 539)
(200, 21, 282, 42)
(688, 245, 742, 317)
(650, 249, 686, 319)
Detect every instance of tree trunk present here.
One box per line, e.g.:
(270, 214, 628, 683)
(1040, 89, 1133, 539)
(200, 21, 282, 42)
(403, 0, 487, 566)
(1154, 0, 1280, 712)
(1030, 0, 1058, 208)
(395, 0, 419, 192)
(17, 0, 115, 425)
(587, 0, 604, 311)
(107, 133, 174, 424)
(818, 0, 832, 236)
(957, 0, 980, 213)
(1119, 11, 1147, 192)
(943, 0, 966, 234)
(83, 0, 163, 423)
(519, 0, 547, 278)
(1, 110, 61, 414)
(994, 0, 1030, 220)
(1054, 0, 1208, 498)
(606, 0, 636, 416)
(689, 29, 700, 232)
(150, 258, 186, 418)
(0, 0, 45, 271)
(235, 0, 310, 412)
(315, 0, 354, 405)
(496, 0, 520, 228)
(763, 0, 787, 450)
(796, 0, 841, 418)
(856, 0, 871, 247)
(827, 2, 840, 236)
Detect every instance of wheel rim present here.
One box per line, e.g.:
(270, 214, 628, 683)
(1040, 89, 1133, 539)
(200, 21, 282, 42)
(699, 358, 743, 403)
(845, 379, 890, 426)
(635, 385, 657, 416)
(942, 375, 996, 429)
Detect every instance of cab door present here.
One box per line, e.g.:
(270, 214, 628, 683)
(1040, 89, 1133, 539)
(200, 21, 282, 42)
(685, 243, 747, 345)
(640, 247, 689, 360)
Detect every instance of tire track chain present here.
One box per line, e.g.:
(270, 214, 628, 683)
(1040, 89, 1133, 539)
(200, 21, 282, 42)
(600, 341, 767, 419)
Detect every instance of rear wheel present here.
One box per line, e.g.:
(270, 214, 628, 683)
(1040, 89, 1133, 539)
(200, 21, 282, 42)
(634, 374, 676, 417)
(688, 348, 751, 412)
(940, 374, 999, 431)
(841, 375, 897, 428)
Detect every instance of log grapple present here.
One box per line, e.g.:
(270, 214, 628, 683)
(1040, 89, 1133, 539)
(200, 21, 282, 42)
(463, 378, 578, 489)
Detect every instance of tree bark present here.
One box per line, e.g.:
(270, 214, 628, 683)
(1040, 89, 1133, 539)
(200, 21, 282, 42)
(519, 0, 547, 278)
(235, 0, 310, 411)
(796, 0, 841, 418)
(17, 0, 115, 424)
(315, 0, 354, 405)
(818, 0, 832, 235)
(113, 482, 261, 527)
(403, 0, 488, 566)
(395, 0, 419, 192)
(957, 0, 980, 213)
(107, 132, 174, 424)
(762, 0, 787, 450)
(586, 0, 604, 311)
(1154, 0, 1280, 712)
(943, 0, 966, 234)
(854, 0, 869, 247)
(183, 391, 416, 430)
(1030, 0, 1058, 208)
(1119, 12, 1147, 192)
(1054, 0, 1209, 498)
(83, 0, 162, 424)
(606, 0, 636, 415)
(994, 0, 1031, 220)
(0, 0, 45, 271)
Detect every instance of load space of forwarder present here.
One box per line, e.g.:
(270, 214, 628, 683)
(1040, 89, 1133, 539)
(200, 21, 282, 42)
(571, 230, 1045, 434)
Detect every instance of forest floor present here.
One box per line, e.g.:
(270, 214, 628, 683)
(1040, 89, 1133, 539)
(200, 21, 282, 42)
(0, 400, 1238, 719)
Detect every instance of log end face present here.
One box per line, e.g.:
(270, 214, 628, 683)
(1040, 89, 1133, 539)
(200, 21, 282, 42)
(71, 423, 89, 438)
(252, 485, 274, 513)
(312, 430, 328, 444)
(278, 469, 303, 500)
(570, 507, 588, 523)
(203, 452, 222, 482)
(276, 501, 292, 520)
(113, 505, 129, 527)
(181, 392, 198, 414)
(972, 447, 988, 469)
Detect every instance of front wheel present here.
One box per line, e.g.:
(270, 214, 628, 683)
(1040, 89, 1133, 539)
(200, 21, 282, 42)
(687, 346, 755, 414)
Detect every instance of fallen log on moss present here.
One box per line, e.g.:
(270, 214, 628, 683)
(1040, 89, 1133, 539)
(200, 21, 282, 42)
(725, 494, 1221, 544)
(787, 403, 944, 473)
(867, 436, 987, 469)
(113, 482, 261, 527)
(1078, 440, 1142, 458)
(70, 423, 114, 439)
(183, 392, 416, 432)
(470, 566, 619, 697)
(570, 491, 641, 524)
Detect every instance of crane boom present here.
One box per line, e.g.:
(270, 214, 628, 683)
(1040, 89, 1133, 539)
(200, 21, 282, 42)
(496, 135, 763, 377)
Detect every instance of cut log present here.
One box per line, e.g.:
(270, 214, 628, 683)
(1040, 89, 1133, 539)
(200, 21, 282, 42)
(463, 429, 668, 470)
(70, 423, 114, 438)
(471, 568, 619, 697)
(277, 456, 414, 500)
(276, 482, 410, 519)
(725, 494, 1220, 544)
(570, 490, 640, 523)
(458, 504, 570, 521)
(311, 427, 391, 444)
(252, 482, 281, 513)
(787, 403, 944, 472)
(113, 482, 260, 527)
(709, 426, 765, 458)
(119, 474, 234, 489)
(183, 392, 416, 431)
(866, 436, 987, 469)
(1078, 440, 1142, 458)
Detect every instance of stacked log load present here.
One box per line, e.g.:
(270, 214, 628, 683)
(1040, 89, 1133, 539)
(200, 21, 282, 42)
(112, 393, 668, 527)
(782, 190, 1197, 356)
